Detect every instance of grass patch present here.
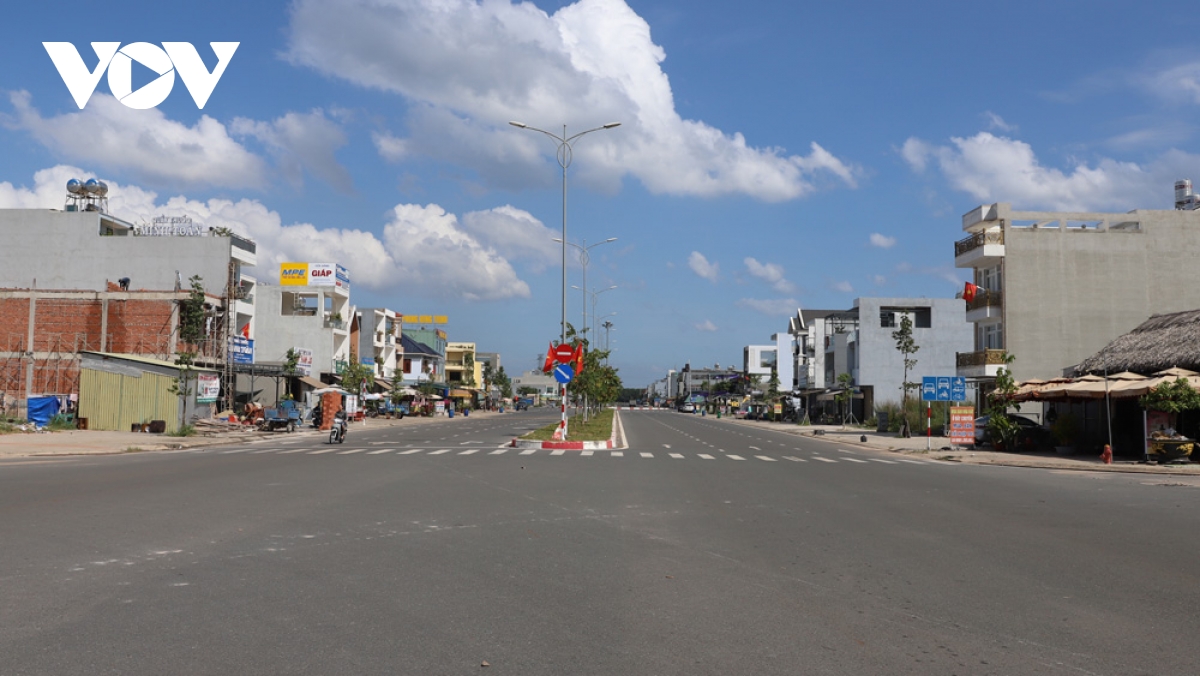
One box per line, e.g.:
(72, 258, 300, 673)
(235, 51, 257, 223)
(45, 414, 76, 431)
(0, 420, 26, 434)
(167, 424, 196, 437)
(524, 409, 614, 442)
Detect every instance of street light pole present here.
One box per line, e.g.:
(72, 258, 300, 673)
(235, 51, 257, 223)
(510, 121, 620, 439)
(557, 237, 616, 342)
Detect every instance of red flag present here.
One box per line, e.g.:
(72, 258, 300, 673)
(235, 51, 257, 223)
(963, 282, 978, 303)
(542, 342, 555, 373)
(241, 323, 251, 338)
(573, 345, 585, 375)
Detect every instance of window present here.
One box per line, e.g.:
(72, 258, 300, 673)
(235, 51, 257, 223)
(402, 358, 412, 373)
(914, 307, 932, 328)
(979, 265, 1002, 292)
(880, 311, 896, 328)
(982, 323, 1003, 350)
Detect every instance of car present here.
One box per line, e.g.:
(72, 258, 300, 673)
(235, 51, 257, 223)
(678, 403, 696, 413)
(974, 414, 1051, 450)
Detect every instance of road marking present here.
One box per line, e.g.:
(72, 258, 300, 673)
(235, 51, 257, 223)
(221, 449, 252, 454)
(843, 457, 868, 463)
(428, 449, 452, 455)
(251, 448, 281, 454)
(489, 449, 508, 455)
(458, 449, 479, 455)
(663, 444, 671, 448)
(698, 454, 715, 459)
(337, 448, 366, 455)
(814, 456, 837, 463)
(639, 452, 653, 458)
(582, 450, 594, 456)
(869, 458, 898, 464)
(551, 450, 566, 456)
(398, 449, 425, 455)
(896, 459, 928, 465)
(726, 454, 746, 460)
(279, 448, 310, 454)
(669, 453, 684, 459)
(611, 451, 623, 457)
(754, 455, 777, 462)
(367, 448, 395, 455)
(308, 449, 337, 455)
(783, 456, 806, 462)
(520, 449, 537, 455)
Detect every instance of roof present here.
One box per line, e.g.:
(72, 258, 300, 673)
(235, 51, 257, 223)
(298, 375, 326, 389)
(80, 351, 219, 372)
(1074, 309, 1200, 375)
(400, 334, 441, 357)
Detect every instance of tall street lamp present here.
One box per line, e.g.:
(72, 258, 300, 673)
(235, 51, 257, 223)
(571, 285, 617, 341)
(556, 237, 616, 340)
(510, 120, 620, 438)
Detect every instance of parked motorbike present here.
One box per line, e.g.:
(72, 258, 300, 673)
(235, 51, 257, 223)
(328, 412, 347, 444)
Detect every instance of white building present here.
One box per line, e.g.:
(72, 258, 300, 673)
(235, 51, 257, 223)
(252, 263, 353, 380)
(356, 308, 400, 379)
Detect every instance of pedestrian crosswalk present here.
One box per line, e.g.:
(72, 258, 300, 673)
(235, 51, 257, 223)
(191, 445, 944, 466)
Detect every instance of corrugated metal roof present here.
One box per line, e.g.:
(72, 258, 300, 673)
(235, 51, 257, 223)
(80, 351, 219, 372)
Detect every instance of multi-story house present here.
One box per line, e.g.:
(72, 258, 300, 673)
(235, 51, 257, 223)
(445, 342, 480, 388)
(953, 197, 1200, 384)
(355, 308, 400, 379)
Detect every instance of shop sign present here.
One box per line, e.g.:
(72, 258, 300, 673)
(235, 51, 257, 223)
(308, 263, 335, 286)
(294, 347, 313, 376)
(134, 215, 204, 237)
(950, 406, 975, 446)
(229, 336, 253, 364)
(280, 262, 308, 286)
(197, 373, 220, 403)
(335, 264, 350, 291)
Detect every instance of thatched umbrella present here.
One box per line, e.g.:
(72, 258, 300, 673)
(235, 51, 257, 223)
(1075, 310, 1200, 375)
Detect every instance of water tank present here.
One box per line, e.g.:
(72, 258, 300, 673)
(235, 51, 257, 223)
(94, 180, 108, 197)
(1176, 179, 1193, 209)
(84, 178, 100, 194)
(66, 178, 84, 195)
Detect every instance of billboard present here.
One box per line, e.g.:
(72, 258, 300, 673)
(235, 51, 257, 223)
(308, 263, 336, 286)
(197, 373, 220, 403)
(294, 347, 313, 376)
(229, 336, 254, 364)
(336, 264, 350, 291)
(280, 262, 308, 286)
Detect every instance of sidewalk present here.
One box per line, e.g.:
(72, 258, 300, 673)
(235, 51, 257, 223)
(713, 416, 1200, 476)
(0, 410, 508, 458)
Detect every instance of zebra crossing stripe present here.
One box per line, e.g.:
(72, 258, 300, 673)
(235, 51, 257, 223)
(726, 454, 746, 460)
(489, 449, 508, 455)
(398, 449, 424, 455)
(251, 448, 281, 454)
(754, 455, 777, 462)
(520, 449, 537, 455)
(582, 450, 594, 456)
(869, 458, 898, 464)
(611, 451, 623, 457)
(308, 449, 337, 455)
(221, 449, 252, 454)
(279, 448, 310, 454)
(697, 454, 715, 459)
(458, 449, 479, 455)
(782, 456, 806, 462)
(843, 458, 868, 463)
(367, 448, 394, 455)
(337, 448, 366, 455)
(428, 449, 452, 455)
(814, 456, 837, 463)
(669, 453, 684, 459)
(639, 452, 653, 458)
(551, 450, 566, 456)
(896, 459, 928, 465)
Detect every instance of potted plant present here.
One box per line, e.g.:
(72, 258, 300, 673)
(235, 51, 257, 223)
(1051, 412, 1080, 455)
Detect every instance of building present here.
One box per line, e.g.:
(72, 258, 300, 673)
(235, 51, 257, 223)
(513, 369, 558, 402)
(404, 327, 447, 383)
(398, 334, 443, 386)
(77, 351, 219, 434)
(954, 198, 1200, 383)
(252, 264, 352, 381)
(446, 342, 480, 388)
(356, 308, 400, 379)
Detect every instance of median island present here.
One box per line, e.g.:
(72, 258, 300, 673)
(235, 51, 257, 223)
(523, 408, 615, 442)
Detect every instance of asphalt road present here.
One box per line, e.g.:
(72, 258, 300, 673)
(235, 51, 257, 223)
(3, 409, 1200, 675)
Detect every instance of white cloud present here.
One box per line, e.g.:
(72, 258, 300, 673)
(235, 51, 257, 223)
(3, 91, 265, 189)
(695, 320, 718, 332)
(1145, 60, 1200, 105)
(459, 205, 559, 272)
(831, 281, 853, 293)
(737, 298, 798, 316)
(231, 109, 353, 192)
(743, 257, 794, 293)
(984, 111, 1016, 132)
(688, 251, 719, 282)
(286, 0, 858, 201)
(900, 131, 1200, 211)
(0, 165, 531, 300)
(872, 274, 887, 285)
(868, 233, 896, 249)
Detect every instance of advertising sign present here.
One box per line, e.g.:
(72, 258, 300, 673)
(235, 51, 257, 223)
(336, 264, 350, 291)
(197, 373, 220, 403)
(950, 406, 975, 446)
(308, 263, 336, 286)
(229, 336, 254, 364)
(293, 347, 313, 376)
(280, 262, 308, 286)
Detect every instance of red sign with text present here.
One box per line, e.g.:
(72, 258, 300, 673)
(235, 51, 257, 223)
(950, 406, 975, 446)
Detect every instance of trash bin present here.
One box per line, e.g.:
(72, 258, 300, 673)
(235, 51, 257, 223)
(876, 411, 889, 433)
(463, 409, 469, 417)
(448, 409, 455, 419)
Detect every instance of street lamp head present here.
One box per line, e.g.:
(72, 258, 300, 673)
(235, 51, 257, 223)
(604, 237, 617, 243)
(602, 122, 622, 129)
(508, 121, 528, 129)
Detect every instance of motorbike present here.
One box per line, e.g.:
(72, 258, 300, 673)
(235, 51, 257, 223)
(328, 413, 347, 444)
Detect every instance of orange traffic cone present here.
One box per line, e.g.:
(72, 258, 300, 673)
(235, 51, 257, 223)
(1101, 444, 1113, 464)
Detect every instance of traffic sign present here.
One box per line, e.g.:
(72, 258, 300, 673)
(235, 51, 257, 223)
(553, 363, 575, 384)
(923, 375, 967, 401)
(922, 377, 937, 401)
(950, 376, 967, 402)
(554, 344, 576, 363)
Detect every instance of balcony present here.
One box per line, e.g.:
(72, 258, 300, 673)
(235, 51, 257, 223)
(324, 318, 347, 331)
(965, 289, 1002, 323)
(956, 349, 1008, 378)
(954, 229, 1005, 268)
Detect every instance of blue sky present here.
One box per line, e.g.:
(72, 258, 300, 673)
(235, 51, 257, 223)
(2, 0, 1197, 385)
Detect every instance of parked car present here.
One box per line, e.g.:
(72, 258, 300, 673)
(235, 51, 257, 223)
(678, 403, 696, 413)
(974, 414, 1051, 450)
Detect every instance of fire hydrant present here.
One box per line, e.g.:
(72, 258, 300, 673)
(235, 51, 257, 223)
(1101, 444, 1113, 465)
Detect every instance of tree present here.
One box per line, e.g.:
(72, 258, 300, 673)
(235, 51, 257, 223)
(765, 367, 781, 421)
(482, 362, 495, 399)
(169, 275, 206, 428)
(892, 312, 920, 437)
(833, 372, 854, 425)
(283, 348, 300, 375)
(1140, 378, 1200, 413)
(341, 358, 375, 398)
(462, 351, 476, 388)
(985, 353, 1020, 451)
(495, 366, 513, 399)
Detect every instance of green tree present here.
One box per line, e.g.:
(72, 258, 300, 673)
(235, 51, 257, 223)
(495, 366, 513, 399)
(833, 372, 855, 425)
(462, 351, 476, 388)
(482, 362, 495, 400)
(765, 367, 781, 421)
(283, 348, 300, 375)
(1140, 377, 1200, 413)
(985, 353, 1021, 450)
(892, 312, 920, 437)
(341, 358, 375, 398)
(169, 275, 206, 428)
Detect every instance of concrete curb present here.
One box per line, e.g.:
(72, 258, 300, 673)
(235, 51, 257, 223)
(509, 409, 622, 450)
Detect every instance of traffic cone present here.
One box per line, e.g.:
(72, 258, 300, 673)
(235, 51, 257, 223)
(1101, 444, 1113, 464)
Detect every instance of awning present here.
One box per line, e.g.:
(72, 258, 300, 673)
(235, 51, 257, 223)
(449, 389, 473, 398)
(299, 376, 326, 389)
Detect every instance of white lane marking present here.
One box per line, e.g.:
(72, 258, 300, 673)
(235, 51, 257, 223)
(611, 451, 623, 457)
(582, 450, 594, 457)
(367, 448, 395, 455)
(749, 446, 760, 451)
(639, 452, 653, 458)
(663, 444, 671, 449)
(896, 459, 928, 465)
(458, 449, 479, 455)
(221, 449, 252, 454)
(398, 449, 425, 455)
(337, 448, 367, 455)
(551, 450, 566, 456)
(726, 454, 746, 460)
(251, 448, 281, 454)
(754, 455, 777, 462)
(308, 449, 337, 455)
(843, 458, 868, 464)
(489, 449, 508, 455)
(783, 456, 807, 462)
(698, 454, 715, 460)
(520, 449, 537, 455)
(669, 453, 684, 459)
(869, 458, 898, 464)
(428, 449, 452, 455)
(279, 448, 310, 454)
(814, 456, 837, 463)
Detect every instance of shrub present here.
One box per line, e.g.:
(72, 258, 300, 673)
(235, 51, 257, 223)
(167, 424, 197, 437)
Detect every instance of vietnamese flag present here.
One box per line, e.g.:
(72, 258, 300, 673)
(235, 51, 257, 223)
(963, 282, 978, 303)
(573, 345, 585, 375)
(542, 342, 555, 373)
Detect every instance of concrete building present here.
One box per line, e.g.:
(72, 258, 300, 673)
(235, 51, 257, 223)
(405, 327, 447, 383)
(954, 200, 1200, 382)
(252, 282, 352, 380)
(398, 335, 442, 386)
(446, 342, 480, 388)
(743, 345, 777, 383)
(356, 308, 400, 379)
(513, 369, 558, 402)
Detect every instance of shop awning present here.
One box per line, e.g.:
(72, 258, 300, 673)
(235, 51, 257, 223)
(299, 376, 326, 389)
(449, 389, 473, 398)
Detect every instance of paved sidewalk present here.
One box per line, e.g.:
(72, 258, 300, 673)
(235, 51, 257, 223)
(0, 411, 509, 458)
(711, 415, 1200, 476)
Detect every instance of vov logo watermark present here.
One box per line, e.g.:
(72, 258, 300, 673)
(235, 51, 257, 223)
(43, 42, 239, 110)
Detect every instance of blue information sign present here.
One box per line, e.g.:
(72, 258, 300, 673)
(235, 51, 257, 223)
(923, 376, 967, 401)
(553, 364, 575, 384)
